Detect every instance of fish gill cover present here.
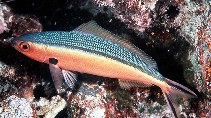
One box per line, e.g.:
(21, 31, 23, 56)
(0, 0, 210, 117)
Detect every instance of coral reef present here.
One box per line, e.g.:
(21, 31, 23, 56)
(171, 0, 211, 98)
(0, 61, 17, 101)
(35, 95, 67, 118)
(0, 95, 34, 117)
(12, 15, 43, 36)
(86, 0, 158, 32)
(0, 61, 15, 78)
(0, 0, 210, 117)
(0, 95, 67, 118)
(0, 3, 12, 34)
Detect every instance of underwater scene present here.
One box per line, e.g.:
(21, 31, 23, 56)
(0, 0, 210, 117)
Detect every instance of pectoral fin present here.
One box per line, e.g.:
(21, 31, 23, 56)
(49, 64, 77, 94)
(62, 69, 77, 90)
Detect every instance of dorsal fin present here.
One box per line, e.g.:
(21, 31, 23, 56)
(74, 21, 158, 69)
(118, 79, 151, 89)
(136, 50, 158, 69)
(74, 20, 124, 42)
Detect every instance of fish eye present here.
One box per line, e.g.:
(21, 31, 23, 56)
(19, 42, 30, 52)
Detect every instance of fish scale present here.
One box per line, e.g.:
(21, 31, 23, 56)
(18, 31, 163, 79)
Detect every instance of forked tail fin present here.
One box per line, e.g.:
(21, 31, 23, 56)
(161, 78, 197, 118)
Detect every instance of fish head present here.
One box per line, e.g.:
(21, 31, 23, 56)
(12, 32, 47, 63)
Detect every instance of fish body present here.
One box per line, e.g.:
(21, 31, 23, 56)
(16, 31, 162, 85)
(12, 21, 196, 118)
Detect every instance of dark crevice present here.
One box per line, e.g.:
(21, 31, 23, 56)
(33, 84, 46, 100)
(166, 5, 180, 19)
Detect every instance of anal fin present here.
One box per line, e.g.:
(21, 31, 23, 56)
(118, 79, 151, 89)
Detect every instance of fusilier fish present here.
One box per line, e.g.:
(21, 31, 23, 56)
(12, 21, 197, 118)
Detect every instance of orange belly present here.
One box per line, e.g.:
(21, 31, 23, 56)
(44, 46, 161, 86)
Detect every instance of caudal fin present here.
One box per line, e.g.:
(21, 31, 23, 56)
(161, 78, 197, 118)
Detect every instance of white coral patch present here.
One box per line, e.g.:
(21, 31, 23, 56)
(0, 95, 33, 117)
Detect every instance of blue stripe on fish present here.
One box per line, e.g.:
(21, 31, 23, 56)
(17, 31, 163, 80)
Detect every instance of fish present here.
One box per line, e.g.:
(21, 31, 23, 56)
(12, 21, 197, 118)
